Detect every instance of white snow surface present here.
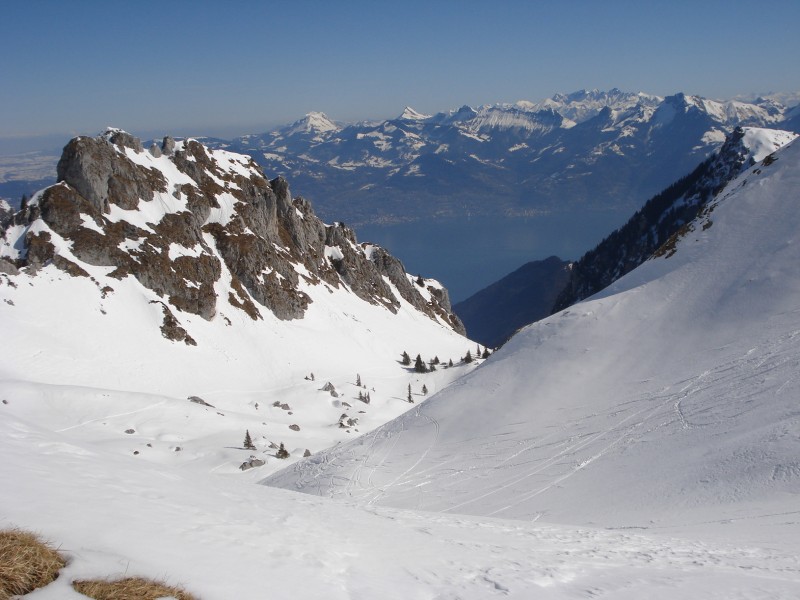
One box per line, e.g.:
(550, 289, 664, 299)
(741, 127, 798, 162)
(3, 137, 800, 598)
(264, 139, 800, 595)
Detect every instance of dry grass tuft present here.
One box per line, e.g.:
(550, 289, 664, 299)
(0, 528, 66, 600)
(73, 576, 198, 600)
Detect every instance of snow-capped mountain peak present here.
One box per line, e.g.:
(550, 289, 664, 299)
(286, 111, 340, 136)
(399, 106, 431, 121)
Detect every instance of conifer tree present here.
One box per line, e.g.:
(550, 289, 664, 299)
(401, 351, 411, 366)
(407, 384, 413, 403)
(414, 354, 427, 373)
(356, 373, 362, 387)
(422, 384, 428, 395)
(276, 442, 289, 459)
(464, 350, 473, 363)
(243, 430, 256, 450)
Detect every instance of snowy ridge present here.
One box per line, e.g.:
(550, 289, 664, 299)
(553, 127, 798, 311)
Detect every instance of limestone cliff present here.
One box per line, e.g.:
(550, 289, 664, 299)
(1, 129, 465, 340)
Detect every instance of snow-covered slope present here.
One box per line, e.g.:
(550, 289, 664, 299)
(0, 130, 473, 479)
(267, 138, 800, 546)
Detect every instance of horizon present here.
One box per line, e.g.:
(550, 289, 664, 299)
(2, 86, 799, 156)
(2, 0, 799, 148)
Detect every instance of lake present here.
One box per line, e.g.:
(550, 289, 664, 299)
(357, 209, 631, 303)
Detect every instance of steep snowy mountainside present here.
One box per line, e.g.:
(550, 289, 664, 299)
(554, 127, 798, 311)
(0, 129, 475, 478)
(266, 137, 800, 542)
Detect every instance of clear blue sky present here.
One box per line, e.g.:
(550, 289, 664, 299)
(2, 0, 799, 142)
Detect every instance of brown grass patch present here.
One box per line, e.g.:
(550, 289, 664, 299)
(0, 528, 66, 599)
(73, 576, 198, 600)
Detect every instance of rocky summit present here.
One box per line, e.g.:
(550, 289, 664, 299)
(0, 129, 464, 342)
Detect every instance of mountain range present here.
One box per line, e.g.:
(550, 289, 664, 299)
(4, 89, 799, 304)
(219, 89, 800, 226)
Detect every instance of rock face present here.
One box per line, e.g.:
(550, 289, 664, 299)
(0, 129, 465, 337)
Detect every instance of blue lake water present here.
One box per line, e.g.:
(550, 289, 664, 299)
(357, 210, 631, 303)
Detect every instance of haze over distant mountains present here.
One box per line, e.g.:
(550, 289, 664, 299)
(5, 89, 799, 224)
(219, 89, 800, 225)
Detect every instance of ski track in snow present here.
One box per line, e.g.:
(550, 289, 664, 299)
(54, 400, 168, 432)
(292, 321, 800, 531)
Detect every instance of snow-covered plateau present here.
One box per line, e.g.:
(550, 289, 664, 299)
(2, 131, 800, 598)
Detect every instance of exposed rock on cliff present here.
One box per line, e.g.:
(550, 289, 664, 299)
(1, 129, 465, 339)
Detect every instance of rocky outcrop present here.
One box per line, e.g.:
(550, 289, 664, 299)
(56, 132, 167, 213)
(2, 129, 465, 336)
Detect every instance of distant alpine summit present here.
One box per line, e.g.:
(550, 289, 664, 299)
(220, 90, 800, 226)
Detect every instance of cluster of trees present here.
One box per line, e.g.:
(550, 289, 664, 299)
(401, 351, 448, 372)
(401, 346, 490, 371)
(243, 430, 289, 459)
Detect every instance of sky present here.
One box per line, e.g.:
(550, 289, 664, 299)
(2, 0, 800, 145)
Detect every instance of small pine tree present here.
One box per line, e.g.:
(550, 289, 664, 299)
(401, 351, 411, 366)
(407, 384, 413, 403)
(356, 373, 362, 387)
(276, 442, 289, 459)
(482, 347, 490, 359)
(448, 358, 454, 367)
(433, 356, 440, 365)
(243, 430, 256, 450)
(422, 384, 428, 395)
(358, 390, 364, 401)
(476, 344, 481, 357)
(414, 354, 427, 373)
(463, 350, 473, 363)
